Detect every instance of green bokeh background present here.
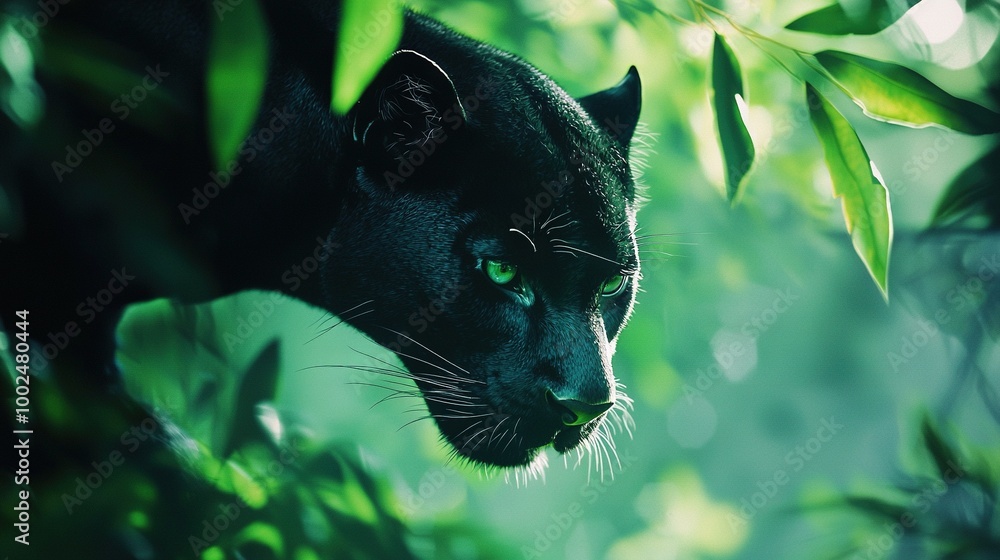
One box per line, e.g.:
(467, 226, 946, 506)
(124, 0, 1000, 557)
(5, 0, 1000, 558)
(127, 0, 1000, 560)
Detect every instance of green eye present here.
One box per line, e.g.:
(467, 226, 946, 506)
(483, 259, 518, 286)
(600, 274, 627, 297)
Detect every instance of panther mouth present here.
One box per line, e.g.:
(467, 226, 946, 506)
(436, 406, 610, 468)
(552, 424, 586, 453)
(390, 346, 630, 468)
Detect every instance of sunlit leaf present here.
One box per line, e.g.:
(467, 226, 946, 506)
(807, 83, 893, 301)
(234, 522, 285, 556)
(39, 34, 180, 131)
(711, 33, 755, 203)
(202, 547, 226, 560)
(331, 0, 403, 114)
(128, 510, 150, 529)
(118, 299, 285, 459)
(314, 467, 378, 525)
(174, 436, 225, 481)
(932, 144, 1000, 227)
(222, 459, 269, 508)
(294, 547, 323, 560)
(785, 1, 916, 35)
(207, 0, 270, 168)
(816, 51, 1000, 135)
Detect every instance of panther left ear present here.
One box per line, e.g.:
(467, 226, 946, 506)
(351, 50, 466, 166)
(576, 66, 641, 147)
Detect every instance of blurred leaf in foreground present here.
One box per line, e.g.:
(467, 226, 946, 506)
(207, 0, 270, 168)
(932, 143, 1000, 228)
(332, 0, 403, 114)
(785, 1, 917, 36)
(802, 416, 1000, 559)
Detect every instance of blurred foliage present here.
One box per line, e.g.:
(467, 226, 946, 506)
(3, 0, 1000, 559)
(785, 0, 918, 36)
(207, 0, 269, 167)
(932, 141, 1000, 227)
(1, 319, 515, 559)
(332, 0, 404, 114)
(804, 416, 1000, 558)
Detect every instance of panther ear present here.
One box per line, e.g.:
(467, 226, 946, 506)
(576, 66, 641, 147)
(352, 50, 466, 166)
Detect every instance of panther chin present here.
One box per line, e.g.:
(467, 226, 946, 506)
(430, 396, 631, 470)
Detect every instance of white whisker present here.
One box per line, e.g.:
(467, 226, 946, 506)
(509, 228, 538, 252)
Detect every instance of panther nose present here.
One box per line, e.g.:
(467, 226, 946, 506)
(546, 390, 614, 426)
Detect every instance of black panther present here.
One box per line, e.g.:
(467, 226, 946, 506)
(0, 0, 644, 469)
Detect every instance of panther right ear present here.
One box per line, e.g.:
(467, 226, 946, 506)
(352, 50, 466, 166)
(576, 66, 641, 148)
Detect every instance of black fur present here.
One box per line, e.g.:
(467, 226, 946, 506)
(1, 1, 643, 468)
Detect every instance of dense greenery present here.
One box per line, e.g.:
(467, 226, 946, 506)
(3, 0, 999, 558)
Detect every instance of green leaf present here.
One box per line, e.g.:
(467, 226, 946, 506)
(786, 1, 914, 35)
(807, 83, 893, 301)
(612, 0, 659, 26)
(815, 51, 1000, 135)
(932, 144, 1000, 227)
(920, 417, 962, 482)
(234, 522, 285, 556)
(843, 495, 909, 520)
(40, 35, 181, 131)
(223, 340, 282, 457)
(222, 458, 269, 508)
(331, 0, 403, 114)
(207, 0, 270, 168)
(711, 33, 755, 203)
